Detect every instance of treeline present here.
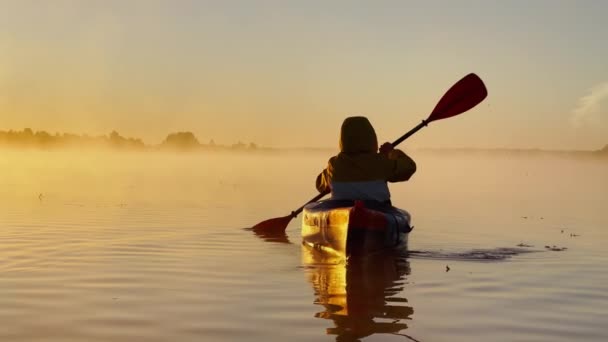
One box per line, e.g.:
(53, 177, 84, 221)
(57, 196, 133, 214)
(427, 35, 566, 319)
(418, 145, 608, 158)
(158, 131, 262, 151)
(0, 128, 144, 149)
(0, 128, 265, 152)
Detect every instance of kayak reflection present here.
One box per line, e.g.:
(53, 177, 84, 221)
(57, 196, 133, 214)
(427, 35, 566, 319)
(302, 246, 414, 341)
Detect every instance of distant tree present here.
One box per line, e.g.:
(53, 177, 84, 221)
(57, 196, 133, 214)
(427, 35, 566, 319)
(162, 131, 200, 150)
(62, 132, 78, 142)
(128, 138, 145, 148)
(248, 142, 258, 150)
(109, 130, 127, 147)
(35, 130, 53, 146)
(601, 144, 608, 153)
(231, 141, 246, 150)
(107, 130, 145, 149)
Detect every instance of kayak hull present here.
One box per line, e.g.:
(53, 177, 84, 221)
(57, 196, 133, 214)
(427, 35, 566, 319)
(301, 200, 412, 257)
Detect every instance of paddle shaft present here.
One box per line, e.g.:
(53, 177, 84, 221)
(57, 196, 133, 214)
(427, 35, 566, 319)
(291, 191, 327, 217)
(391, 120, 428, 147)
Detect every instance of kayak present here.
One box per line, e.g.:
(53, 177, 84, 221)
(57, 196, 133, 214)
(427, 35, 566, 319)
(301, 199, 412, 256)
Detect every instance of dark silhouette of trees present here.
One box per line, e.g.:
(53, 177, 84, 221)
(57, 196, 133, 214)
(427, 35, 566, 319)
(0, 128, 143, 150)
(231, 141, 247, 150)
(109, 130, 144, 148)
(227, 141, 258, 151)
(161, 131, 200, 150)
(0, 128, 267, 152)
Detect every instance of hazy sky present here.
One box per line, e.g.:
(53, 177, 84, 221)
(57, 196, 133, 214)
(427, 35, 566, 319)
(1, 0, 607, 149)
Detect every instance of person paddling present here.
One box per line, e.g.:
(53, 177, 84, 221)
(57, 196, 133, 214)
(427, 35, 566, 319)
(251, 73, 486, 233)
(316, 116, 416, 206)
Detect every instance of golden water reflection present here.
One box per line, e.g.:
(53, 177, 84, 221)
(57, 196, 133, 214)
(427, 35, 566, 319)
(302, 246, 415, 341)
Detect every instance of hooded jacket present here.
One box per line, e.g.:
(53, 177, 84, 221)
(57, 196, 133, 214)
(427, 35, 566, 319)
(316, 116, 416, 202)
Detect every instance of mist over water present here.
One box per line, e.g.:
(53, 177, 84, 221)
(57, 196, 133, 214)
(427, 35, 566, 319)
(1, 150, 607, 341)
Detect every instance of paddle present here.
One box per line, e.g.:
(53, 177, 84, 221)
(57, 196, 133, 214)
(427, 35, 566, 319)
(251, 73, 487, 233)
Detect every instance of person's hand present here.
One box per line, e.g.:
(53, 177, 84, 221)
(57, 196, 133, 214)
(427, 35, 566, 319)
(379, 142, 393, 154)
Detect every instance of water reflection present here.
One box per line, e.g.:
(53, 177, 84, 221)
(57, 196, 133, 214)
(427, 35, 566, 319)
(247, 227, 292, 244)
(302, 246, 415, 341)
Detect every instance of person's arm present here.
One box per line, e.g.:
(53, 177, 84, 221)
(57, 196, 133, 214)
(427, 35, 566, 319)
(379, 142, 416, 182)
(316, 168, 331, 193)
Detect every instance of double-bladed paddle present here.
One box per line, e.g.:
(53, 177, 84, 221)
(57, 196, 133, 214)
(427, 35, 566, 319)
(251, 73, 488, 233)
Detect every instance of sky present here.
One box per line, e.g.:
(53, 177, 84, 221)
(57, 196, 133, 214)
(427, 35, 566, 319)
(1, 0, 607, 150)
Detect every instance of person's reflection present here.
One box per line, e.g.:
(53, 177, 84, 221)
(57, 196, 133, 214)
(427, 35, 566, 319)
(302, 246, 415, 341)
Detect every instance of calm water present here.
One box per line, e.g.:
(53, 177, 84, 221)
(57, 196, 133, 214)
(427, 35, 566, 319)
(1, 150, 607, 341)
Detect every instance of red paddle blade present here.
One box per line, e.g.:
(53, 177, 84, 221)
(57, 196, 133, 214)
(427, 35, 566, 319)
(428, 73, 487, 123)
(250, 214, 293, 233)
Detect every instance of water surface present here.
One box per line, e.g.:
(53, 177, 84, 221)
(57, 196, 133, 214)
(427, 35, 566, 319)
(1, 150, 607, 341)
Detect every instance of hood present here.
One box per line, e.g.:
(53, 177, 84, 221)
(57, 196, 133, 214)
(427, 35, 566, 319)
(339, 116, 378, 153)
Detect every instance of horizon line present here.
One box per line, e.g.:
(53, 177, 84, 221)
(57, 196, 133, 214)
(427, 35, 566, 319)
(1, 127, 606, 152)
